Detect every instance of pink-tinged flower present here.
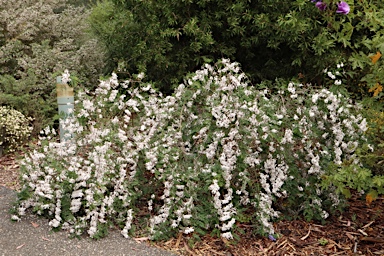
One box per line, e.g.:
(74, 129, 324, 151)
(315, 1, 327, 11)
(336, 1, 350, 14)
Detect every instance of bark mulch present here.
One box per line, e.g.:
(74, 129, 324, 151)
(156, 194, 384, 255)
(0, 151, 22, 191)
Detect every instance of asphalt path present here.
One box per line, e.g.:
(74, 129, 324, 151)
(0, 186, 177, 256)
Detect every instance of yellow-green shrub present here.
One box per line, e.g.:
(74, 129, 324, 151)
(363, 109, 384, 175)
(0, 106, 32, 156)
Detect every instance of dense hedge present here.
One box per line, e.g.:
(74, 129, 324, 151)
(89, 0, 384, 97)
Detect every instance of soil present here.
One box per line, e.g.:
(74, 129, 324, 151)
(1, 151, 383, 256)
(0, 150, 23, 191)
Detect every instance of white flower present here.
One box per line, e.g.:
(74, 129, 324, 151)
(334, 80, 342, 85)
(321, 210, 329, 219)
(184, 227, 194, 234)
(11, 215, 21, 222)
(71, 190, 83, 198)
(221, 218, 236, 231)
(209, 180, 220, 194)
(276, 114, 284, 119)
(287, 83, 295, 94)
(137, 72, 145, 80)
(221, 232, 233, 240)
(309, 110, 315, 117)
(327, 72, 335, 79)
(62, 69, 71, 84)
(312, 94, 319, 103)
(121, 209, 133, 238)
(70, 198, 82, 213)
(109, 90, 118, 102)
(359, 119, 368, 132)
(49, 219, 61, 228)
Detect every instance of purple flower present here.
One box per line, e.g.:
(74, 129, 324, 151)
(268, 234, 276, 242)
(315, 1, 327, 11)
(336, 1, 350, 15)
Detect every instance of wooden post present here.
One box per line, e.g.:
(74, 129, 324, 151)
(56, 76, 74, 142)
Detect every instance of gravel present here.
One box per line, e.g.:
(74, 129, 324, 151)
(0, 186, 177, 256)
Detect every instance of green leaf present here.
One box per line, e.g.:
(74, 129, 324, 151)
(342, 188, 351, 198)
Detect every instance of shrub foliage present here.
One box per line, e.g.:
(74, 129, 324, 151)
(0, 0, 105, 134)
(0, 106, 32, 156)
(14, 60, 369, 240)
(89, 0, 384, 98)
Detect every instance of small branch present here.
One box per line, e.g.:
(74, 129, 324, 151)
(300, 226, 311, 240)
(357, 229, 368, 236)
(354, 241, 358, 253)
(362, 221, 374, 230)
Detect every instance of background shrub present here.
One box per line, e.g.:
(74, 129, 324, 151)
(89, 0, 384, 99)
(0, 106, 32, 156)
(0, 0, 105, 135)
(361, 109, 384, 176)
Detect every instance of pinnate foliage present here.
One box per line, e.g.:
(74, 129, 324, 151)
(13, 60, 369, 240)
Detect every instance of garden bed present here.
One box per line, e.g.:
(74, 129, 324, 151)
(154, 191, 384, 255)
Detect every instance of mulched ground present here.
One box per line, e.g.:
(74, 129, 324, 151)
(155, 194, 384, 255)
(0, 151, 22, 191)
(1, 152, 383, 255)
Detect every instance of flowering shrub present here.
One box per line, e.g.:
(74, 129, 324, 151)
(0, 106, 32, 156)
(13, 60, 369, 241)
(313, 61, 384, 203)
(323, 62, 345, 87)
(312, 1, 350, 15)
(322, 107, 384, 204)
